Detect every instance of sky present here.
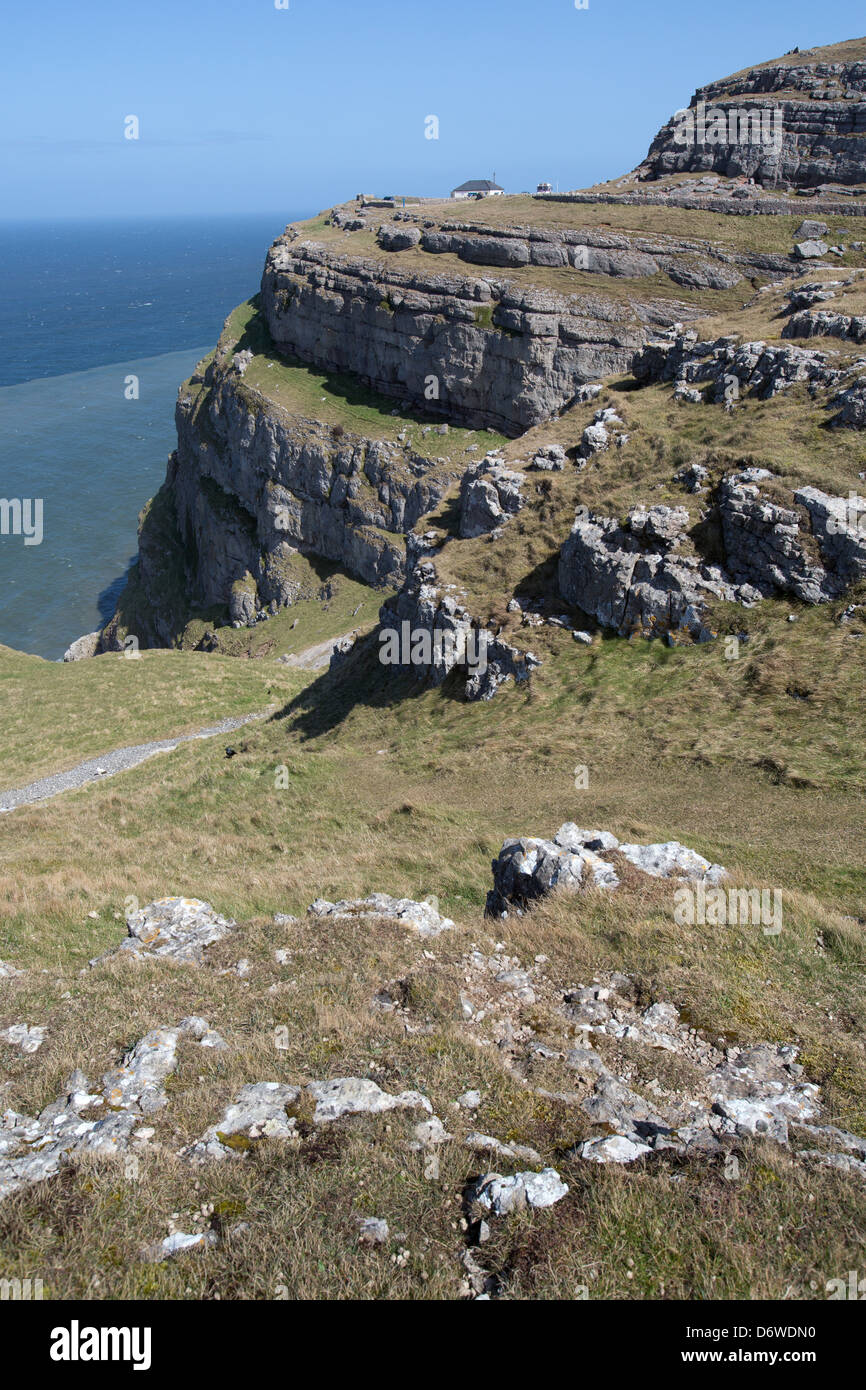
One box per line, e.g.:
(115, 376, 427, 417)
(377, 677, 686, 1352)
(0, 0, 863, 221)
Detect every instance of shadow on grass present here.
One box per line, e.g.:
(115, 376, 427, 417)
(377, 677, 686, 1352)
(272, 628, 467, 740)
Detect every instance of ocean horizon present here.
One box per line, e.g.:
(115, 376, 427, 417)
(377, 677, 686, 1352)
(0, 212, 308, 658)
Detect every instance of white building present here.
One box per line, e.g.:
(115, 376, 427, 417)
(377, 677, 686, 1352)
(451, 179, 505, 200)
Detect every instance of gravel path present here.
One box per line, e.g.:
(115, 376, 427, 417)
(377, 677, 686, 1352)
(277, 631, 358, 671)
(0, 712, 269, 814)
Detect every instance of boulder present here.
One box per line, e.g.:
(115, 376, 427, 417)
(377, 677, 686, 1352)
(794, 486, 866, 585)
(530, 444, 566, 471)
(618, 841, 727, 883)
(0, 1023, 45, 1054)
(377, 224, 422, 251)
(577, 1135, 651, 1165)
(794, 239, 829, 260)
(719, 478, 836, 602)
(782, 309, 866, 343)
(486, 833, 619, 914)
(627, 504, 690, 547)
(474, 1167, 568, 1215)
(63, 631, 101, 662)
(487, 823, 727, 913)
(459, 459, 525, 538)
(673, 462, 709, 493)
(794, 219, 829, 240)
(99, 897, 236, 966)
(833, 377, 866, 428)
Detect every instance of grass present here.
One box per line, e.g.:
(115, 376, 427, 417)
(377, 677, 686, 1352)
(222, 297, 509, 464)
(172, 556, 391, 660)
(2, 187, 866, 1300)
(2, 498, 866, 1298)
(0, 644, 303, 790)
(0, 629, 864, 1296)
(315, 198, 866, 267)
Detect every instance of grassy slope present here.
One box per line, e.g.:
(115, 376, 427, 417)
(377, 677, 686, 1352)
(0, 645, 303, 789)
(2, 197, 866, 1300)
(719, 35, 866, 79)
(223, 297, 509, 464)
(324, 198, 866, 263)
(0, 615, 864, 1298)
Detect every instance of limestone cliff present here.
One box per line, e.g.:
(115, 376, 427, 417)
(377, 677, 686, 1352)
(107, 305, 459, 648)
(640, 37, 866, 187)
(260, 237, 678, 436)
(109, 36, 866, 659)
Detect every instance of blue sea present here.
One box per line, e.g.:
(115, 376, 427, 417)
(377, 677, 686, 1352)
(0, 214, 307, 658)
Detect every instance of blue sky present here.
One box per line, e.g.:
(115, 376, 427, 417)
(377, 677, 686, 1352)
(0, 0, 863, 220)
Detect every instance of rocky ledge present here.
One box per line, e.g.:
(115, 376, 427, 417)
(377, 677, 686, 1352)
(640, 46, 866, 187)
(261, 238, 697, 436)
(558, 474, 866, 642)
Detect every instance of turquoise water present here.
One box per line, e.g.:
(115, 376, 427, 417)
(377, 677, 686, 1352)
(0, 348, 208, 658)
(0, 212, 309, 658)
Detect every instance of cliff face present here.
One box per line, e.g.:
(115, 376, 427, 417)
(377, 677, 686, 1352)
(110, 36, 866, 656)
(260, 237, 691, 436)
(170, 354, 450, 607)
(107, 315, 460, 648)
(642, 41, 866, 186)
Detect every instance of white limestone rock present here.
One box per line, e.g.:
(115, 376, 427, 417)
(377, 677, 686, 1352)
(307, 1076, 432, 1125)
(476, 1167, 568, 1214)
(308, 893, 454, 938)
(618, 840, 727, 883)
(0, 1023, 45, 1054)
(103, 897, 236, 966)
(464, 1132, 542, 1165)
(184, 1082, 301, 1162)
(577, 1135, 651, 1164)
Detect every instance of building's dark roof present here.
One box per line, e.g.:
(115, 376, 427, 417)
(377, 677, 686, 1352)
(452, 179, 504, 193)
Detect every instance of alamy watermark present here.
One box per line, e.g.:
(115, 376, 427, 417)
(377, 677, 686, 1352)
(826, 1269, 866, 1299)
(379, 622, 489, 676)
(0, 498, 43, 546)
(1, 1277, 43, 1300)
(674, 883, 782, 935)
(672, 101, 783, 149)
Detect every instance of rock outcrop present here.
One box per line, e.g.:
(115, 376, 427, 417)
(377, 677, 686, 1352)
(261, 238, 695, 436)
(109, 335, 458, 645)
(633, 330, 847, 404)
(307, 892, 454, 938)
(62, 632, 101, 662)
(640, 42, 866, 187)
(0, 1018, 223, 1201)
(170, 356, 452, 603)
(379, 542, 539, 701)
(487, 822, 726, 914)
(93, 897, 237, 967)
(558, 504, 736, 641)
(459, 456, 525, 537)
(783, 308, 866, 342)
(559, 476, 866, 639)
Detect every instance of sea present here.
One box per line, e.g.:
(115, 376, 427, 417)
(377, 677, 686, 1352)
(0, 213, 307, 659)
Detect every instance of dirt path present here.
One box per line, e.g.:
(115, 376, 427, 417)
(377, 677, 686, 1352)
(0, 712, 268, 814)
(0, 630, 360, 815)
(277, 631, 357, 670)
